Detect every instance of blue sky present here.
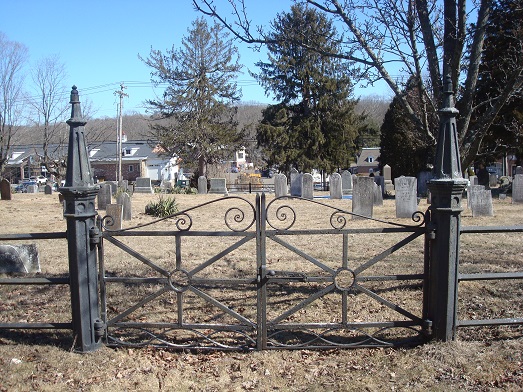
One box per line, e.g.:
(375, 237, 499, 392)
(4, 0, 388, 118)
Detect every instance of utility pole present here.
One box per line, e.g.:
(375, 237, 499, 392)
(114, 83, 128, 182)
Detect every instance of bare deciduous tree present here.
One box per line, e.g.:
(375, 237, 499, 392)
(194, 0, 523, 168)
(0, 32, 28, 177)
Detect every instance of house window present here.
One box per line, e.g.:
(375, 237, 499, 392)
(367, 157, 374, 163)
(237, 152, 244, 160)
(128, 165, 134, 172)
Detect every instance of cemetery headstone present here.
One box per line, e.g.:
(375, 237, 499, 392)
(417, 171, 432, 196)
(290, 168, 302, 197)
(26, 184, 38, 193)
(1, 179, 12, 200)
(97, 183, 112, 210)
(44, 184, 53, 195)
(352, 176, 374, 219)
(467, 185, 485, 209)
(107, 181, 118, 195)
(116, 192, 132, 221)
(373, 183, 383, 206)
(512, 174, 523, 203)
(394, 176, 418, 218)
(516, 166, 523, 175)
(106, 204, 123, 230)
(341, 170, 353, 195)
(208, 178, 228, 195)
(489, 174, 498, 188)
(118, 180, 129, 192)
(302, 173, 314, 200)
(383, 164, 394, 194)
(0, 244, 40, 273)
(198, 176, 208, 194)
(469, 175, 478, 186)
(274, 173, 288, 197)
(329, 173, 342, 199)
(470, 189, 494, 217)
(134, 177, 154, 194)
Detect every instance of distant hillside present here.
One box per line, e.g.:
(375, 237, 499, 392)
(13, 99, 389, 146)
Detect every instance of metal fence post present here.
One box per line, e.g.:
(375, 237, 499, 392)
(60, 86, 102, 352)
(426, 76, 468, 341)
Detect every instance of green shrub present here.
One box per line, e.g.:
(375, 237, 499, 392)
(145, 195, 179, 217)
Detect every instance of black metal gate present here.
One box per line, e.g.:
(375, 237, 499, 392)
(98, 194, 429, 350)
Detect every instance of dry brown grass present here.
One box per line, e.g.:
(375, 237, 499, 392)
(1, 192, 523, 391)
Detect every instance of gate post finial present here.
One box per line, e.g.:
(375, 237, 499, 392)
(60, 86, 102, 352)
(426, 75, 468, 342)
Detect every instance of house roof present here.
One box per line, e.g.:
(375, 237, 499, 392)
(7, 140, 169, 166)
(356, 147, 380, 167)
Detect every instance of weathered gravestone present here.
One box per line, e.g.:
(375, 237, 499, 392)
(1, 179, 12, 200)
(383, 164, 394, 194)
(467, 185, 485, 209)
(26, 184, 38, 193)
(106, 204, 123, 230)
(118, 180, 129, 192)
(341, 170, 353, 195)
(198, 176, 207, 194)
(302, 173, 314, 200)
(116, 192, 132, 221)
(516, 166, 523, 175)
(394, 176, 418, 218)
(469, 175, 478, 186)
(97, 183, 112, 210)
(274, 173, 288, 197)
(417, 171, 432, 196)
(329, 173, 342, 199)
(470, 189, 494, 217)
(373, 183, 383, 206)
(512, 174, 523, 203)
(208, 178, 228, 195)
(489, 174, 498, 188)
(134, 177, 154, 194)
(352, 176, 374, 219)
(0, 244, 40, 273)
(107, 181, 118, 195)
(290, 168, 302, 197)
(44, 184, 53, 195)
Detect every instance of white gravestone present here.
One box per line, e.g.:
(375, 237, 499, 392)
(134, 177, 154, 194)
(274, 174, 288, 197)
(329, 173, 342, 199)
(470, 189, 494, 217)
(208, 178, 228, 195)
(394, 176, 418, 218)
(341, 170, 353, 195)
(302, 173, 314, 200)
(512, 174, 523, 203)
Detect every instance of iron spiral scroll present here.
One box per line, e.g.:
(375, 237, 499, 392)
(100, 195, 257, 233)
(265, 196, 427, 231)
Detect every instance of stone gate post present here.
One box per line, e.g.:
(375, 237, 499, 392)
(60, 86, 102, 352)
(425, 76, 468, 341)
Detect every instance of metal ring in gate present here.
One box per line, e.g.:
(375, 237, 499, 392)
(168, 269, 191, 292)
(334, 267, 356, 291)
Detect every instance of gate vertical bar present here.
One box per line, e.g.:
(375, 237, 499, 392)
(60, 86, 102, 352)
(426, 76, 468, 341)
(256, 193, 268, 349)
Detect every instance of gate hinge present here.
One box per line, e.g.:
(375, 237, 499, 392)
(94, 318, 105, 340)
(427, 223, 436, 240)
(89, 226, 101, 245)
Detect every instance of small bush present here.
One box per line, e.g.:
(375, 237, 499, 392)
(145, 195, 178, 218)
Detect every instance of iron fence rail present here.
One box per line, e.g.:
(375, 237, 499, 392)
(0, 231, 71, 331)
(457, 225, 523, 329)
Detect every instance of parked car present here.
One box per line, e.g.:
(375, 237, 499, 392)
(15, 180, 38, 193)
(30, 175, 47, 185)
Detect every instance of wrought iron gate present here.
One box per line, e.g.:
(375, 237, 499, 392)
(98, 194, 429, 350)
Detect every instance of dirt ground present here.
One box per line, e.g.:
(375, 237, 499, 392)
(1, 191, 522, 391)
